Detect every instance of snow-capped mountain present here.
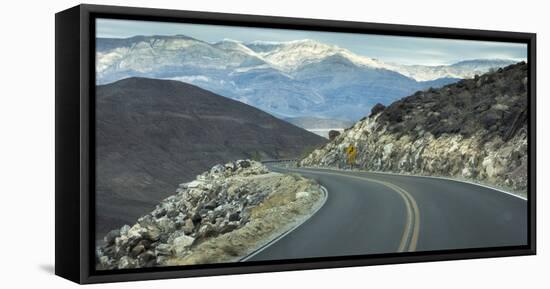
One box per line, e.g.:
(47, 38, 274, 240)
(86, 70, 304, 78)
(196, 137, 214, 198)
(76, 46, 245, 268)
(385, 59, 518, 81)
(245, 40, 517, 80)
(96, 35, 519, 121)
(245, 39, 386, 72)
(96, 35, 267, 83)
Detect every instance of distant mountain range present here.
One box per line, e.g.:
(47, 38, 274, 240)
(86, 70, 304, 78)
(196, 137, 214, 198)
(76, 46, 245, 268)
(97, 35, 519, 121)
(95, 77, 326, 237)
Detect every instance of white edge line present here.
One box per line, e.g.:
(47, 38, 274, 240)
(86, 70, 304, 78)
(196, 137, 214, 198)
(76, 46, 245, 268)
(306, 166, 527, 201)
(366, 170, 528, 201)
(240, 185, 329, 262)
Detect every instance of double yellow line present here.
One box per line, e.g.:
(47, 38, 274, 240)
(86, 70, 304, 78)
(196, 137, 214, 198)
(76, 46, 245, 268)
(289, 167, 421, 252)
(376, 179, 420, 252)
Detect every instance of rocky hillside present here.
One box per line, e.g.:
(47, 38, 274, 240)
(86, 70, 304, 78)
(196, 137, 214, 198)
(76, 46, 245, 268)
(96, 78, 325, 238)
(96, 160, 323, 269)
(300, 62, 528, 195)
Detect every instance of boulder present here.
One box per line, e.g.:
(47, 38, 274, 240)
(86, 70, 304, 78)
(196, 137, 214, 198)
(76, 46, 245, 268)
(98, 256, 112, 268)
(238, 160, 251, 168)
(130, 244, 145, 258)
(127, 224, 145, 239)
(191, 212, 202, 225)
(103, 229, 120, 245)
(183, 218, 195, 235)
(166, 209, 179, 218)
(328, 130, 341, 141)
(155, 244, 172, 256)
(228, 212, 240, 222)
(137, 239, 152, 249)
(153, 207, 167, 218)
(219, 222, 239, 234)
(120, 224, 131, 236)
(142, 225, 161, 241)
(296, 191, 310, 199)
(118, 256, 137, 269)
(186, 180, 204, 189)
(197, 223, 218, 239)
(204, 199, 218, 210)
(137, 250, 156, 266)
(172, 234, 195, 256)
(225, 163, 237, 172)
(156, 217, 175, 232)
(210, 164, 225, 175)
(369, 103, 386, 117)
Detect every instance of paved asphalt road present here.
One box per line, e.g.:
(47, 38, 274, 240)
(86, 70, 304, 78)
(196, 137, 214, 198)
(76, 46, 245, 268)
(245, 166, 528, 261)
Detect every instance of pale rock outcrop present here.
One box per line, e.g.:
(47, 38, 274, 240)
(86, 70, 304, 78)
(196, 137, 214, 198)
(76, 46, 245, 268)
(300, 62, 528, 195)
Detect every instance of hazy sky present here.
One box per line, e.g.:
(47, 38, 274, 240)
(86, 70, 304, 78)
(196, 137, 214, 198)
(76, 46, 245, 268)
(97, 18, 527, 66)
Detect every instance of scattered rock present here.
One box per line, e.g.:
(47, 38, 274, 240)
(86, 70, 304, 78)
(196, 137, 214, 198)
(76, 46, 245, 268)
(97, 160, 281, 269)
(296, 191, 310, 199)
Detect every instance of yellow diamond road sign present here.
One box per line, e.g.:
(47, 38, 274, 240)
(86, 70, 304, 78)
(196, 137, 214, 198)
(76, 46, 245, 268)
(346, 145, 356, 155)
(346, 145, 357, 166)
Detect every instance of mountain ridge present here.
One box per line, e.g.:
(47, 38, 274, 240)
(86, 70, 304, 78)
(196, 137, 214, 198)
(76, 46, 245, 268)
(96, 35, 520, 121)
(97, 35, 518, 81)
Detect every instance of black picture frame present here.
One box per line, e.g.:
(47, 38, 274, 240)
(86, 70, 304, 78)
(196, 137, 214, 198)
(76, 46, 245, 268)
(55, 4, 537, 284)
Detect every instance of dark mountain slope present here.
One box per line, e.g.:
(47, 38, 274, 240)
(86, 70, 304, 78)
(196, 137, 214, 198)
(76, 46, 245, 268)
(301, 62, 528, 195)
(376, 62, 527, 140)
(96, 78, 326, 236)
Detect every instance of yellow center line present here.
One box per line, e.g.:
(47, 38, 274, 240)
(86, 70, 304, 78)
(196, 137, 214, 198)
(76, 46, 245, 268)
(287, 167, 420, 252)
(381, 181, 421, 252)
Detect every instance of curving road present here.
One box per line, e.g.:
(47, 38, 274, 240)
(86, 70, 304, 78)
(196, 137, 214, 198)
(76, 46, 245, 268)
(245, 166, 528, 261)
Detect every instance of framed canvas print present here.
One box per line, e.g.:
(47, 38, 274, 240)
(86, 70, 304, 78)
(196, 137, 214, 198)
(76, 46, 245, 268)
(55, 4, 536, 284)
